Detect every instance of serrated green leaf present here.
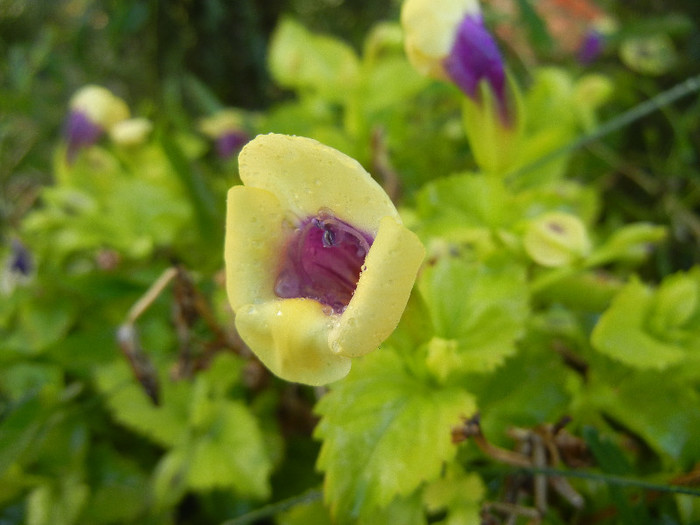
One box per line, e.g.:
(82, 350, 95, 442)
(419, 256, 529, 377)
(591, 278, 687, 369)
(315, 348, 475, 523)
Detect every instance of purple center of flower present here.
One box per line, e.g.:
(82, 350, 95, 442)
(443, 14, 510, 124)
(64, 110, 103, 163)
(275, 210, 374, 314)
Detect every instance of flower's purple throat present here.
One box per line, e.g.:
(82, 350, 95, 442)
(275, 210, 374, 314)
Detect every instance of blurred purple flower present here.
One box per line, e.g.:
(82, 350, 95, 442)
(443, 13, 508, 119)
(65, 109, 104, 163)
(578, 28, 605, 65)
(9, 238, 33, 276)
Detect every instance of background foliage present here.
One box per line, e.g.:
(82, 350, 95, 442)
(2, 0, 700, 524)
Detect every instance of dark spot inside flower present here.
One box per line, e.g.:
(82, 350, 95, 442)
(443, 14, 510, 125)
(547, 221, 566, 234)
(64, 110, 104, 164)
(275, 210, 373, 314)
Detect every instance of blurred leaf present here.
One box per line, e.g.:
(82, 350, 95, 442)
(416, 173, 518, 243)
(423, 466, 484, 525)
(82, 445, 149, 524)
(589, 369, 700, 466)
(160, 132, 220, 248)
(186, 399, 272, 498)
(94, 361, 190, 448)
(591, 278, 688, 369)
(26, 475, 88, 525)
(268, 18, 360, 103)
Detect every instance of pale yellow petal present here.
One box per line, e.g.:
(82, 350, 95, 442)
(236, 299, 351, 385)
(401, 0, 480, 77)
(329, 216, 425, 358)
(225, 186, 288, 311)
(237, 134, 399, 233)
(70, 85, 130, 129)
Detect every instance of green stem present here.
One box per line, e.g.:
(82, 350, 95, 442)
(219, 488, 323, 525)
(506, 73, 700, 181)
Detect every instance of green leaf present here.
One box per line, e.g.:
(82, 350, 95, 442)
(423, 466, 484, 525)
(94, 361, 190, 448)
(268, 18, 360, 103)
(582, 426, 634, 476)
(589, 223, 667, 266)
(419, 255, 529, 378)
(82, 445, 149, 524)
(357, 57, 428, 116)
(186, 399, 272, 499)
(277, 497, 333, 525)
(591, 278, 687, 369)
(416, 173, 517, 243)
(315, 348, 475, 523)
(649, 268, 699, 336)
(588, 369, 700, 466)
(515, 0, 554, 54)
(159, 133, 220, 247)
(26, 475, 88, 525)
(0, 388, 63, 477)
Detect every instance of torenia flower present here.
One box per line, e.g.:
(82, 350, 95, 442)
(401, 0, 522, 173)
(225, 134, 425, 385)
(65, 85, 129, 162)
(199, 109, 250, 159)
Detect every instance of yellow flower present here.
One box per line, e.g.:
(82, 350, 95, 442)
(69, 85, 130, 131)
(225, 134, 425, 385)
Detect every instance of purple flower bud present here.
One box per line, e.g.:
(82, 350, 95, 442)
(578, 29, 604, 65)
(443, 14, 509, 123)
(275, 210, 374, 314)
(216, 130, 249, 159)
(64, 109, 104, 163)
(9, 238, 33, 276)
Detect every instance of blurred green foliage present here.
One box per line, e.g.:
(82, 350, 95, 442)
(2, 0, 700, 523)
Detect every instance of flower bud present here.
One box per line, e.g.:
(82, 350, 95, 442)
(199, 109, 250, 159)
(65, 85, 129, 162)
(524, 212, 591, 267)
